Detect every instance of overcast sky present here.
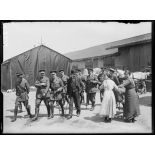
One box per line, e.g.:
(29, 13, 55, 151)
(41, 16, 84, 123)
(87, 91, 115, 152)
(3, 22, 151, 61)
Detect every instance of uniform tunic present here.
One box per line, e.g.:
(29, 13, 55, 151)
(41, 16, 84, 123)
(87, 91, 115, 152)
(61, 75, 69, 94)
(119, 77, 140, 119)
(85, 74, 98, 93)
(35, 76, 50, 99)
(50, 77, 64, 100)
(15, 78, 29, 102)
(110, 73, 124, 102)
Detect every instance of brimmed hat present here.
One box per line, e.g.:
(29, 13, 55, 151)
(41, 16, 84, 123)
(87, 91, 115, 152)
(50, 70, 57, 74)
(59, 69, 64, 72)
(88, 68, 93, 71)
(71, 70, 77, 74)
(16, 73, 23, 77)
(39, 69, 45, 73)
(76, 69, 81, 72)
(109, 68, 115, 72)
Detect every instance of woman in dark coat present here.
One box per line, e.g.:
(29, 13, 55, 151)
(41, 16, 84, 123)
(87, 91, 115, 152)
(118, 70, 140, 122)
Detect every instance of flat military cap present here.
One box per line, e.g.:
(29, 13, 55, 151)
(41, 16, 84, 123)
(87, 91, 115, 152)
(39, 69, 45, 73)
(50, 70, 57, 74)
(88, 68, 93, 71)
(71, 70, 77, 74)
(59, 69, 64, 72)
(16, 73, 23, 77)
(77, 69, 81, 72)
(109, 68, 115, 72)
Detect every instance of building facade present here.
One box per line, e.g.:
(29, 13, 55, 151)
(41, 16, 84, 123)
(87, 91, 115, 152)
(66, 33, 151, 72)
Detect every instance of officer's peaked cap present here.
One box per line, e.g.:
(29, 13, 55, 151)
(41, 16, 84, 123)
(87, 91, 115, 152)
(50, 70, 57, 73)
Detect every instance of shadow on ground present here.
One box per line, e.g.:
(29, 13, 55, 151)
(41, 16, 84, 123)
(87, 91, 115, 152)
(139, 96, 151, 107)
(6, 109, 25, 113)
(84, 110, 125, 123)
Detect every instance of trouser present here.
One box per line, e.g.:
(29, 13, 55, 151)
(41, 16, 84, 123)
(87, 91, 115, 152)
(62, 93, 70, 105)
(80, 91, 84, 104)
(14, 100, 31, 119)
(68, 91, 81, 115)
(49, 99, 64, 116)
(19, 103, 22, 111)
(86, 93, 96, 107)
(34, 97, 50, 118)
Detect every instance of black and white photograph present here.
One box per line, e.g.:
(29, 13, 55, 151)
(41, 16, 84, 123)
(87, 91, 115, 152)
(1, 21, 152, 134)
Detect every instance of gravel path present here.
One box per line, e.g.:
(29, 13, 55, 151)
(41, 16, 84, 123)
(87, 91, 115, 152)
(3, 91, 152, 133)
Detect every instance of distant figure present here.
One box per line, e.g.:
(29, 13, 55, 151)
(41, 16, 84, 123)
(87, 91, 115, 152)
(118, 70, 140, 123)
(98, 68, 104, 102)
(59, 69, 70, 105)
(76, 69, 85, 104)
(99, 71, 119, 123)
(11, 73, 32, 122)
(85, 68, 99, 111)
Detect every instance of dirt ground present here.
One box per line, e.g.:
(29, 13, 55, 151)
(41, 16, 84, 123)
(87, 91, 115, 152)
(3, 91, 152, 133)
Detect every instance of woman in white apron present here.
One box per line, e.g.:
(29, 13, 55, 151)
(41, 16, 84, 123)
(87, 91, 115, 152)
(99, 72, 119, 123)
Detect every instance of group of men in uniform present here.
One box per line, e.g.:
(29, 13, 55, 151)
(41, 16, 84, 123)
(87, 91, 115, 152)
(11, 67, 122, 122)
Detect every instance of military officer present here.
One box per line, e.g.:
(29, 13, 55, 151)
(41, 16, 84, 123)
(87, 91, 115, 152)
(85, 68, 99, 111)
(76, 69, 85, 104)
(49, 70, 64, 119)
(109, 68, 120, 85)
(109, 68, 123, 105)
(59, 69, 70, 105)
(32, 69, 50, 121)
(11, 73, 32, 122)
(67, 70, 82, 119)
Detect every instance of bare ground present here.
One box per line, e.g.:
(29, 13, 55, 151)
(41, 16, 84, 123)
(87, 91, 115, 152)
(3, 91, 152, 133)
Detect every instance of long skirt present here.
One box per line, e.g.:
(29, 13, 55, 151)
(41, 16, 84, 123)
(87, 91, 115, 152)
(99, 90, 116, 118)
(124, 88, 140, 120)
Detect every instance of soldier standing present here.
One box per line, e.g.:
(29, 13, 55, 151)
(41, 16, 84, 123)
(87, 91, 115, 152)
(11, 73, 32, 122)
(66, 70, 82, 119)
(32, 70, 50, 121)
(48, 70, 64, 119)
(85, 68, 99, 111)
(109, 68, 124, 107)
(59, 69, 70, 105)
(76, 69, 85, 104)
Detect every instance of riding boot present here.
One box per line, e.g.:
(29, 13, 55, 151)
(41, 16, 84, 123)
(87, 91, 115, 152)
(18, 103, 22, 113)
(46, 105, 51, 118)
(32, 107, 39, 121)
(67, 102, 73, 119)
(48, 104, 54, 119)
(11, 108, 18, 122)
(25, 105, 32, 118)
(61, 107, 64, 117)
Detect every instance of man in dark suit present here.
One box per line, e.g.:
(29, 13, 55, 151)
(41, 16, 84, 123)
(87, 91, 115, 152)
(66, 70, 82, 119)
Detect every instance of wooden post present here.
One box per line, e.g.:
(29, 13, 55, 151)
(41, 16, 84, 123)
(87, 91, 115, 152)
(10, 64, 12, 89)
